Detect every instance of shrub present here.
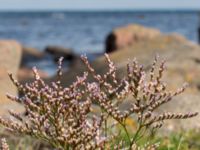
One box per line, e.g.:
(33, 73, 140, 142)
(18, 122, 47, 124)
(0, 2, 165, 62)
(0, 54, 198, 150)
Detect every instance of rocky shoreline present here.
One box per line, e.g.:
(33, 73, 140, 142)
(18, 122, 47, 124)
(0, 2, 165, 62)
(0, 24, 200, 131)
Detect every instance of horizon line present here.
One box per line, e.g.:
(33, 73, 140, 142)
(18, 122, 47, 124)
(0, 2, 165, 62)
(0, 8, 199, 12)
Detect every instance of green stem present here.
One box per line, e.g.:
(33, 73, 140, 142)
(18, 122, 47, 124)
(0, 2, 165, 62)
(134, 126, 147, 142)
(129, 116, 144, 149)
(132, 125, 142, 142)
(119, 122, 131, 145)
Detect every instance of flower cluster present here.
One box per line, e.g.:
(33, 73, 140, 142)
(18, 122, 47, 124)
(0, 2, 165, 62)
(81, 54, 198, 147)
(0, 138, 9, 150)
(0, 54, 198, 150)
(2, 58, 105, 150)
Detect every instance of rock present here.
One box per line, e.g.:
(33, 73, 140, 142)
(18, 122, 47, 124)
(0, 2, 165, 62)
(0, 40, 21, 73)
(45, 46, 77, 62)
(0, 40, 24, 115)
(21, 46, 44, 66)
(48, 26, 200, 131)
(105, 24, 161, 53)
(17, 67, 49, 83)
(23, 46, 44, 59)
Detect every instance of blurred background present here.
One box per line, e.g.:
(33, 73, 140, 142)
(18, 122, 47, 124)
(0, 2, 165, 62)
(1, 1, 200, 149)
(0, 0, 200, 74)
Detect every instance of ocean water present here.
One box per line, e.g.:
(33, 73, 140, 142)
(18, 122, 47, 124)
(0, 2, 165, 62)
(0, 11, 199, 74)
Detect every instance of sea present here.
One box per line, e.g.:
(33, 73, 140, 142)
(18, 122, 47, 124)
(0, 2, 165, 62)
(0, 11, 199, 74)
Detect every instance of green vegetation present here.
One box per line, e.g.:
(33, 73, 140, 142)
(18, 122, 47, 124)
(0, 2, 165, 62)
(159, 130, 200, 150)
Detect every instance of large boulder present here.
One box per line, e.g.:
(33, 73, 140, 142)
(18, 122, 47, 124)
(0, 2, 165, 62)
(0, 40, 24, 115)
(105, 24, 161, 53)
(48, 26, 200, 131)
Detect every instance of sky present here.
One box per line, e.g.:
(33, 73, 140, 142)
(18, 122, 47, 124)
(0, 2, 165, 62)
(0, 0, 199, 11)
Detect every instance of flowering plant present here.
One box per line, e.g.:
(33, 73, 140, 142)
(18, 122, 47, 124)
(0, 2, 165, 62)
(0, 54, 198, 150)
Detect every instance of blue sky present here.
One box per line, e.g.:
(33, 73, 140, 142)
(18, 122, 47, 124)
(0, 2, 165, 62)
(0, 0, 199, 11)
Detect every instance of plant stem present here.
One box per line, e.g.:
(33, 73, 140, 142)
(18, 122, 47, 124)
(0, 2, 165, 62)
(129, 119, 144, 149)
(177, 136, 183, 150)
(119, 122, 131, 145)
(131, 125, 142, 144)
(135, 127, 147, 142)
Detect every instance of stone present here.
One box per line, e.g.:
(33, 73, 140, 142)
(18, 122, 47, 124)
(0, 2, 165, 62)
(45, 46, 77, 62)
(105, 24, 161, 53)
(21, 46, 44, 66)
(0, 40, 24, 115)
(0, 40, 22, 73)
